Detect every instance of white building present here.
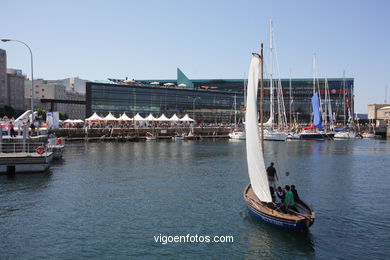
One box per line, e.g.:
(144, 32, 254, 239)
(25, 79, 67, 112)
(59, 77, 88, 94)
(24, 77, 87, 119)
(368, 104, 390, 127)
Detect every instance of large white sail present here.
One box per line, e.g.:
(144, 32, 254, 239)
(245, 54, 272, 203)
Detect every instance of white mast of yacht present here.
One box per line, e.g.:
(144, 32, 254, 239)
(343, 70, 346, 127)
(234, 94, 237, 127)
(289, 69, 292, 126)
(269, 20, 274, 130)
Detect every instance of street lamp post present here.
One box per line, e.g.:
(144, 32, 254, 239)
(1, 39, 35, 123)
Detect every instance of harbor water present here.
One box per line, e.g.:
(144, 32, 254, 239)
(1, 139, 390, 259)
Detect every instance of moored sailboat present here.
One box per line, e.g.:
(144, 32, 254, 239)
(243, 49, 315, 232)
(229, 94, 246, 140)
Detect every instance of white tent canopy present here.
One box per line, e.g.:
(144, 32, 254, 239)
(157, 114, 169, 121)
(133, 113, 146, 121)
(178, 83, 186, 87)
(73, 119, 84, 123)
(64, 119, 73, 123)
(145, 113, 157, 121)
(103, 112, 119, 121)
(85, 112, 103, 121)
(169, 114, 180, 121)
(118, 112, 132, 121)
(163, 82, 175, 86)
(150, 82, 160, 85)
(179, 114, 195, 122)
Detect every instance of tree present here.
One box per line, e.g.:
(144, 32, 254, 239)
(59, 112, 68, 120)
(0, 105, 16, 118)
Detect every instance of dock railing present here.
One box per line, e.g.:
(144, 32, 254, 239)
(0, 142, 52, 154)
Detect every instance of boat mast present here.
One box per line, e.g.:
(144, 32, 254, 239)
(289, 69, 292, 126)
(312, 55, 316, 95)
(243, 73, 247, 111)
(260, 43, 264, 150)
(311, 55, 315, 124)
(234, 94, 237, 127)
(324, 73, 328, 129)
(343, 70, 346, 127)
(269, 20, 274, 130)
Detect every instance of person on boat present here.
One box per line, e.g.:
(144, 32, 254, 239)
(266, 162, 278, 189)
(284, 185, 297, 213)
(291, 185, 301, 203)
(274, 186, 284, 207)
(270, 186, 275, 201)
(9, 122, 16, 137)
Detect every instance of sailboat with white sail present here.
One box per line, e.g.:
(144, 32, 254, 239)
(243, 48, 315, 232)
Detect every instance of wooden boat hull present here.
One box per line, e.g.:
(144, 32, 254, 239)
(244, 184, 314, 232)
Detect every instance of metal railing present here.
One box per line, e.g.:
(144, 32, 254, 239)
(0, 142, 52, 154)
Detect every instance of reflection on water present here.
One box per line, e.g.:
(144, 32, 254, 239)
(0, 139, 389, 259)
(243, 210, 315, 259)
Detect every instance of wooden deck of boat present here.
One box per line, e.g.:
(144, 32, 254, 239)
(245, 185, 305, 221)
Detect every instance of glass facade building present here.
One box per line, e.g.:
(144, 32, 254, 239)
(86, 71, 354, 124)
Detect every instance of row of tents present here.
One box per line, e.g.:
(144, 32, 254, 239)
(84, 112, 195, 122)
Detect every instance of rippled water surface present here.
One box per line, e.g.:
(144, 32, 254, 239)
(1, 139, 390, 259)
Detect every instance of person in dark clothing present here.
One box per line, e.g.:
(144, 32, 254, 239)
(291, 185, 301, 203)
(270, 186, 275, 201)
(9, 122, 16, 137)
(30, 123, 35, 136)
(266, 162, 278, 189)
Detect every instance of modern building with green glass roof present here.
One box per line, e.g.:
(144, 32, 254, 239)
(87, 68, 354, 124)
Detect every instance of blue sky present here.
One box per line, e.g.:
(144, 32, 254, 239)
(1, 0, 389, 113)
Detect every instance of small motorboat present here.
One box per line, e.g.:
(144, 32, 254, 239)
(47, 137, 65, 160)
(334, 131, 356, 139)
(229, 130, 246, 140)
